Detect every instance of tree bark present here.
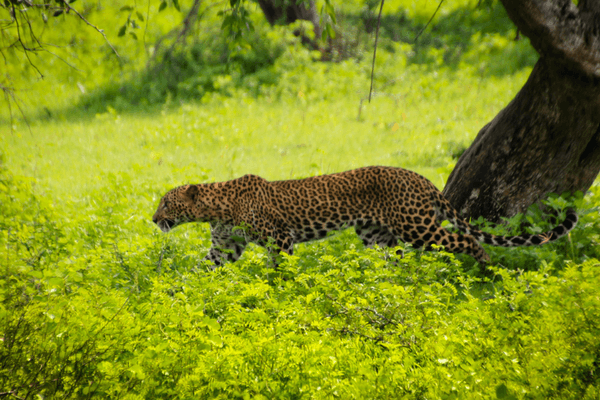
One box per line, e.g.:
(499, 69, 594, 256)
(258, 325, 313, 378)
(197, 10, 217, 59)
(443, 0, 600, 222)
(256, 0, 321, 41)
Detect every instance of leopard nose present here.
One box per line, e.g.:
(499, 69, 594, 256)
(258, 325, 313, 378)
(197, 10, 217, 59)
(152, 216, 158, 224)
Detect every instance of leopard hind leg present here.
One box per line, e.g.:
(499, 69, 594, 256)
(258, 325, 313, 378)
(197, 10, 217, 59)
(392, 224, 490, 264)
(356, 222, 403, 258)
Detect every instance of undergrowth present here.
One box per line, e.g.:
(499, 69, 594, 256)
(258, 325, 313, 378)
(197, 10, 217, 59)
(1, 158, 600, 398)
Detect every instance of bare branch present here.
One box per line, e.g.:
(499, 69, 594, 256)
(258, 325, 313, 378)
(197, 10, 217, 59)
(0, 0, 122, 124)
(368, 0, 384, 103)
(41, 48, 83, 72)
(0, 390, 25, 400)
(150, 0, 209, 65)
(63, 2, 120, 58)
(11, 4, 44, 78)
(1, 82, 32, 136)
(414, 0, 445, 43)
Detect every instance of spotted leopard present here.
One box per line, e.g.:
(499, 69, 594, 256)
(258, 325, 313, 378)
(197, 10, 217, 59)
(152, 166, 577, 267)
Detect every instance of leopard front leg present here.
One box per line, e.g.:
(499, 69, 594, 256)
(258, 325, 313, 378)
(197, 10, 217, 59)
(239, 209, 294, 269)
(260, 229, 294, 270)
(202, 223, 247, 269)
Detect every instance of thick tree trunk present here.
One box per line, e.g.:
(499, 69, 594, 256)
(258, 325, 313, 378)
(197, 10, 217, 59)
(443, 0, 600, 222)
(256, 0, 321, 41)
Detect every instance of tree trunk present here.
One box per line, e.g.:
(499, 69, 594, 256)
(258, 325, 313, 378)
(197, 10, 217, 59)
(256, 0, 321, 41)
(443, 0, 600, 222)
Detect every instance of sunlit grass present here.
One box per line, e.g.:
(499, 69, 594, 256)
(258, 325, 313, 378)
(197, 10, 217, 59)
(1, 64, 530, 207)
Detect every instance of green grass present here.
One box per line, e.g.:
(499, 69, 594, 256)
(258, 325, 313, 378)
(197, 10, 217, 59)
(2, 65, 529, 200)
(2, 0, 600, 398)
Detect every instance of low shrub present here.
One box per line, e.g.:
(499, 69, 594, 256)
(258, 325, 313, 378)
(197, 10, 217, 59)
(2, 162, 599, 399)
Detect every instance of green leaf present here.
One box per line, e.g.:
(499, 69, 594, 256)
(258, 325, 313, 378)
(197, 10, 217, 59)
(46, 277, 64, 287)
(496, 384, 508, 398)
(495, 384, 516, 399)
(173, 0, 180, 11)
(326, 1, 336, 24)
(129, 31, 138, 40)
(118, 24, 127, 37)
(129, 365, 146, 380)
(325, 22, 336, 39)
(120, 5, 133, 11)
(158, 1, 167, 12)
(136, 11, 144, 22)
(28, 270, 42, 279)
(204, 316, 220, 331)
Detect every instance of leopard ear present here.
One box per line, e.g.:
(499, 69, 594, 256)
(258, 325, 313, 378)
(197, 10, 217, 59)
(184, 184, 199, 202)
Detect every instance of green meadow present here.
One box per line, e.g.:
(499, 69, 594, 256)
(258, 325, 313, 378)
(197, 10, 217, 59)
(2, 0, 600, 398)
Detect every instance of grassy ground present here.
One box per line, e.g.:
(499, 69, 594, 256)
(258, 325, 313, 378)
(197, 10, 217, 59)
(2, 66, 528, 200)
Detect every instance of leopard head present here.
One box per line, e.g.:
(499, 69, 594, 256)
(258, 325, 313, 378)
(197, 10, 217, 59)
(152, 184, 202, 232)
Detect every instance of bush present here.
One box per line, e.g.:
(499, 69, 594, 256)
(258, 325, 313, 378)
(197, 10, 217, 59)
(2, 160, 599, 398)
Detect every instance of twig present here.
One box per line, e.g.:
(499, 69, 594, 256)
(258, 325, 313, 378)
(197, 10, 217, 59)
(12, 4, 44, 78)
(174, 0, 203, 45)
(41, 48, 83, 72)
(337, 327, 386, 344)
(368, 0, 384, 103)
(0, 390, 25, 400)
(356, 306, 398, 327)
(22, 8, 45, 50)
(64, 2, 120, 58)
(414, 0, 445, 43)
(2, 83, 32, 136)
(143, 0, 151, 57)
(149, 0, 209, 66)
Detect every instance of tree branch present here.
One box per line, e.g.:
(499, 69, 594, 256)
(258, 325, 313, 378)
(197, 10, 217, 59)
(500, 0, 600, 78)
(63, 2, 120, 58)
(414, 0, 445, 43)
(10, 4, 43, 78)
(149, 0, 205, 65)
(369, 0, 384, 103)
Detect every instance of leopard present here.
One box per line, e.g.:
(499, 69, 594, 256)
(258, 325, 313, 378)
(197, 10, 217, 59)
(152, 166, 578, 267)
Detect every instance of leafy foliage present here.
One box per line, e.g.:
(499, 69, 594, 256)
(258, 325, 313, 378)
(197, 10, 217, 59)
(1, 161, 600, 398)
(1, 0, 537, 120)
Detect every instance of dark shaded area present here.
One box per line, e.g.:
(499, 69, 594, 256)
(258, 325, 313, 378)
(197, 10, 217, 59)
(256, 0, 321, 40)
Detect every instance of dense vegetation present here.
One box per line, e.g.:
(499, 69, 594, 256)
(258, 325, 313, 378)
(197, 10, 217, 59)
(2, 0, 600, 398)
